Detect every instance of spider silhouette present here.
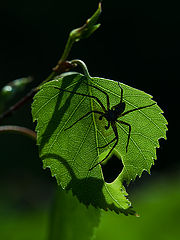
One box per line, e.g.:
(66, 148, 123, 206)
(54, 82, 155, 171)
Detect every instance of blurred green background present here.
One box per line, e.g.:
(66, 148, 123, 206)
(1, 175, 180, 240)
(0, 0, 176, 239)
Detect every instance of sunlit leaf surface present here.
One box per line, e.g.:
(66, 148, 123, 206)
(32, 73, 167, 215)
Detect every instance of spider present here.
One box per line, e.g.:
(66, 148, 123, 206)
(54, 81, 155, 171)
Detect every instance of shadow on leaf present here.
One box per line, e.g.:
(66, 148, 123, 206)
(39, 74, 85, 153)
(42, 153, 136, 216)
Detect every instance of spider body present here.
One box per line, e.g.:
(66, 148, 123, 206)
(54, 81, 155, 171)
(102, 102, 126, 122)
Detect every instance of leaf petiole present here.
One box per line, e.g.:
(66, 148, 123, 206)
(70, 59, 91, 79)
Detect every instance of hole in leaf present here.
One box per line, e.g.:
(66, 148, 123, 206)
(101, 153, 123, 183)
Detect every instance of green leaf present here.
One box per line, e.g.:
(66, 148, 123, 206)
(70, 2, 102, 42)
(49, 188, 100, 240)
(32, 73, 167, 215)
(0, 76, 32, 113)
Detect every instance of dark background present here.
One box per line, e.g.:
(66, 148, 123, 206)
(0, 0, 177, 239)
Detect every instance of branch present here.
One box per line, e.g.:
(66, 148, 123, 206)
(52, 2, 102, 73)
(0, 88, 37, 122)
(0, 2, 102, 123)
(0, 125, 36, 141)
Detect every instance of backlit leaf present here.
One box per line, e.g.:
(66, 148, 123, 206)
(32, 73, 167, 215)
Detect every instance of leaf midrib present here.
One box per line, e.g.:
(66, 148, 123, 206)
(88, 79, 101, 171)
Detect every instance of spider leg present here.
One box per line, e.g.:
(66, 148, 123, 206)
(117, 120, 131, 152)
(89, 122, 118, 171)
(83, 82, 110, 110)
(121, 103, 156, 117)
(65, 110, 103, 130)
(97, 136, 116, 149)
(54, 86, 106, 112)
(111, 83, 125, 110)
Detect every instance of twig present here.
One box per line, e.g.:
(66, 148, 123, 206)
(0, 2, 101, 123)
(0, 61, 75, 122)
(0, 125, 36, 140)
(0, 88, 38, 122)
(52, 2, 101, 73)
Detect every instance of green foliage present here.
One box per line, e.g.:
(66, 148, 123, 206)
(1, 176, 180, 240)
(0, 76, 32, 113)
(32, 73, 167, 215)
(70, 2, 101, 42)
(57, 3, 102, 65)
(49, 188, 100, 240)
(95, 176, 180, 240)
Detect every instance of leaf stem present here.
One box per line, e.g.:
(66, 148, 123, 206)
(52, 2, 101, 74)
(70, 59, 91, 79)
(0, 2, 101, 123)
(0, 125, 36, 141)
(58, 37, 74, 64)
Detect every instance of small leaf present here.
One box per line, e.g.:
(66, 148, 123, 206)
(0, 76, 33, 112)
(70, 2, 102, 42)
(32, 73, 167, 215)
(0, 76, 32, 100)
